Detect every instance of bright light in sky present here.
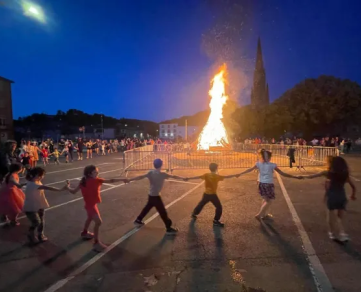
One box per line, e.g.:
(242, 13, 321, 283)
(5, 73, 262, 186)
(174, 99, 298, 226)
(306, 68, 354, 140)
(21, 1, 46, 23)
(28, 6, 39, 15)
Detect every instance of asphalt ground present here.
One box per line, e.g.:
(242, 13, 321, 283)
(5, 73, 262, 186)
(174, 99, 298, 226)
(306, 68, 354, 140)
(0, 153, 360, 292)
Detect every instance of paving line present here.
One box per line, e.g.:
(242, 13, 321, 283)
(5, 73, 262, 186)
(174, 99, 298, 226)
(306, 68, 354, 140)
(43, 180, 204, 292)
(19, 163, 111, 177)
(276, 172, 333, 292)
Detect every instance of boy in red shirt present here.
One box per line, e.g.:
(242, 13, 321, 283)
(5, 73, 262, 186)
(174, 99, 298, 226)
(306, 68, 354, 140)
(67, 165, 128, 252)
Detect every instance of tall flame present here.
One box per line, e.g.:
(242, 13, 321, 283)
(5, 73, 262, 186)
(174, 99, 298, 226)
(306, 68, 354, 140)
(197, 65, 229, 150)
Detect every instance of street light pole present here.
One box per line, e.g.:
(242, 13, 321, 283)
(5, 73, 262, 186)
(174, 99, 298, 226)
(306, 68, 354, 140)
(101, 115, 104, 140)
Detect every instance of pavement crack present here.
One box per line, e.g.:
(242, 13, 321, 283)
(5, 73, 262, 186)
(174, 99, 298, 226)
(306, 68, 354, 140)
(172, 265, 187, 292)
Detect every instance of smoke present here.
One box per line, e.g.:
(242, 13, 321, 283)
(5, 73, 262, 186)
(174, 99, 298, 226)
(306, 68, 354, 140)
(201, 0, 255, 104)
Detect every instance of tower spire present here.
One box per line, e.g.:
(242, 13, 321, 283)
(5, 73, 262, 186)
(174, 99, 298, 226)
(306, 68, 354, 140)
(251, 37, 269, 108)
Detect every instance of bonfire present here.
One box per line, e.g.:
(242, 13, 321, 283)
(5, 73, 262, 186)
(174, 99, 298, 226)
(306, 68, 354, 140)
(197, 65, 229, 151)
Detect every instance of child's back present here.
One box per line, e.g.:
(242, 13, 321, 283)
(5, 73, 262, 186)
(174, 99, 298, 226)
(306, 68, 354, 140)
(256, 161, 277, 183)
(147, 169, 168, 196)
(201, 172, 223, 194)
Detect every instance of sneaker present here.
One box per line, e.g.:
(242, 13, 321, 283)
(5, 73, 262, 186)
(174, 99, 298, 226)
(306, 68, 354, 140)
(38, 234, 48, 242)
(166, 227, 179, 235)
(134, 219, 145, 226)
(213, 220, 225, 227)
(328, 232, 336, 240)
(339, 233, 350, 242)
(81, 231, 94, 240)
(28, 234, 39, 245)
(93, 241, 108, 252)
(262, 214, 274, 220)
(10, 221, 20, 226)
(191, 214, 197, 220)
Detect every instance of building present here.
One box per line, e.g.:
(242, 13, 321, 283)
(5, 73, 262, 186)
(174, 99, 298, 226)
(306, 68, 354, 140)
(177, 126, 199, 140)
(116, 123, 146, 139)
(159, 123, 199, 141)
(0, 76, 14, 142)
(159, 123, 177, 139)
(251, 37, 269, 108)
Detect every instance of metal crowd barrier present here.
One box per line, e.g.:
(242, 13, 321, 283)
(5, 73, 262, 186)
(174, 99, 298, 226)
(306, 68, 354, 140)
(123, 143, 339, 172)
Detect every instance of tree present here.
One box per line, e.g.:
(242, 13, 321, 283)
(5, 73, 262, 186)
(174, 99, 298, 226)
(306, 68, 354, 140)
(274, 76, 361, 137)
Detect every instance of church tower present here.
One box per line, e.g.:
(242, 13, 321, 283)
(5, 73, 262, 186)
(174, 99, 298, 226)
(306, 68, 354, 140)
(251, 37, 269, 108)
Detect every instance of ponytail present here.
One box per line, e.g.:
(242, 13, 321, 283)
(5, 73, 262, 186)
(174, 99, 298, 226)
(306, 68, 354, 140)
(259, 149, 272, 162)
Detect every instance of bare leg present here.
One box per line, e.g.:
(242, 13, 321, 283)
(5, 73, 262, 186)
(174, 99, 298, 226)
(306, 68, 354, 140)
(327, 210, 337, 234)
(256, 198, 273, 219)
(336, 210, 346, 234)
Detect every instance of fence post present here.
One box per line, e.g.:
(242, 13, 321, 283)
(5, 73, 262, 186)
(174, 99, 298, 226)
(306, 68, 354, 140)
(168, 152, 172, 173)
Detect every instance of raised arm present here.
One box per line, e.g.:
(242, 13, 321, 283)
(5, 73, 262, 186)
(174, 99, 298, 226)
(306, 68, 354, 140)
(347, 176, 356, 200)
(128, 174, 148, 182)
(275, 167, 302, 179)
(235, 165, 257, 178)
(301, 171, 328, 179)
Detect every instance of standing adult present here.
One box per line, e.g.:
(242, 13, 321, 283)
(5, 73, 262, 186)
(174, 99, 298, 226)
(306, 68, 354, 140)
(68, 140, 74, 162)
(77, 138, 84, 160)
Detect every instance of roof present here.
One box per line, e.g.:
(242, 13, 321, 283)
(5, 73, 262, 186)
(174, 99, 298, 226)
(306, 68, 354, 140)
(0, 76, 14, 83)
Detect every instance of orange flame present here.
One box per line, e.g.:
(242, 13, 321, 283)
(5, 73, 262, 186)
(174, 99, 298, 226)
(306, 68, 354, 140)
(197, 65, 229, 150)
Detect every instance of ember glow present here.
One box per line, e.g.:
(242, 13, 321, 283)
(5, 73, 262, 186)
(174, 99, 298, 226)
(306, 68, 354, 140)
(197, 65, 229, 150)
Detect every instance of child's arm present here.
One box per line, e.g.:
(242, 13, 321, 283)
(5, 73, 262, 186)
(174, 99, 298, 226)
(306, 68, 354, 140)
(167, 174, 187, 181)
(103, 178, 128, 184)
(67, 182, 81, 194)
(38, 184, 68, 191)
(186, 175, 203, 180)
(301, 171, 328, 179)
(275, 167, 303, 179)
(128, 174, 148, 182)
(9, 177, 26, 189)
(347, 176, 356, 200)
(235, 166, 257, 178)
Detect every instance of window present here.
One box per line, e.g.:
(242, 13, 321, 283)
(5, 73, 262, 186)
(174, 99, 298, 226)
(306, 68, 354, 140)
(162, 130, 165, 134)
(173, 125, 176, 128)
(161, 125, 164, 128)
(165, 133, 168, 136)
(0, 117, 6, 126)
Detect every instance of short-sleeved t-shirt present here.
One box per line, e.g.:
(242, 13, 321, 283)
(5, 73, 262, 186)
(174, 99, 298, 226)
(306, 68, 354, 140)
(23, 181, 49, 212)
(256, 162, 277, 184)
(146, 170, 169, 196)
(201, 173, 224, 195)
(80, 177, 104, 207)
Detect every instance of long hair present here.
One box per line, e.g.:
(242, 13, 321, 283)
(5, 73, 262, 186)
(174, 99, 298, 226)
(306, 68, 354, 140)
(327, 156, 349, 184)
(259, 149, 272, 162)
(26, 167, 46, 181)
(5, 163, 22, 184)
(80, 165, 97, 187)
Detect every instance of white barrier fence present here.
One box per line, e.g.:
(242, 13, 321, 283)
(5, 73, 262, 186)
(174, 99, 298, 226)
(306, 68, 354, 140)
(123, 143, 339, 171)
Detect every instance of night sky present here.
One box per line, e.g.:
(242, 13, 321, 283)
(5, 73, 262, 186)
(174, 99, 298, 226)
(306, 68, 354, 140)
(1, 0, 360, 122)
